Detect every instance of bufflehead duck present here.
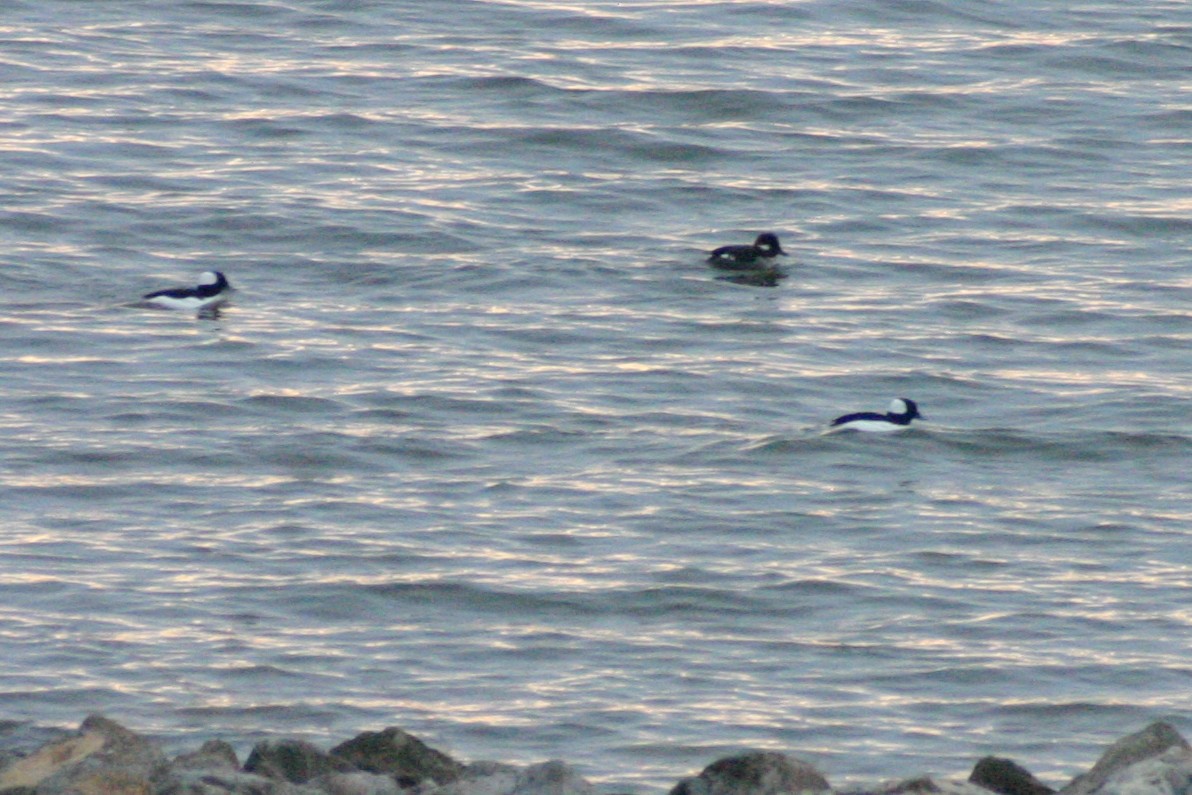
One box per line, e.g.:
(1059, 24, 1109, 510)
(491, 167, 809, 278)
(143, 271, 232, 311)
(830, 398, 924, 433)
(708, 232, 787, 269)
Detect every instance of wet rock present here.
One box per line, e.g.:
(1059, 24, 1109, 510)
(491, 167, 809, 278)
(330, 727, 464, 787)
(1060, 723, 1192, 795)
(669, 751, 831, 795)
(0, 715, 167, 795)
(969, 757, 1054, 795)
(244, 738, 354, 785)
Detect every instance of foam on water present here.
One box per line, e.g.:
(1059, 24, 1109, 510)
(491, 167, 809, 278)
(1, 0, 1191, 790)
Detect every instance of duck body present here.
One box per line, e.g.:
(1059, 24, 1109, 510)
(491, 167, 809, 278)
(830, 398, 924, 433)
(143, 271, 232, 311)
(708, 232, 787, 270)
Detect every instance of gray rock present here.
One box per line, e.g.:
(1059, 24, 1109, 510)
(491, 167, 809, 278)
(244, 739, 354, 785)
(330, 728, 464, 787)
(1061, 745, 1192, 795)
(669, 751, 831, 795)
(1061, 723, 1192, 795)
(1103, 746, 1192, 795)
(969, 757, 1054, 795)
(157, 740, 280, 795)
(169, 740, 242, 774)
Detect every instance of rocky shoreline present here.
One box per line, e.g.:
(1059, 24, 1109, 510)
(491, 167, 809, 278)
(1, 716, 1189, 795)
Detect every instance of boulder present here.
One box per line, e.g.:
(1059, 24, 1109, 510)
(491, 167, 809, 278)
(168, 740, 242, 774)
(330, 727, 464, 787)
(0, 715, 166, 795)
(1084, 746, 1192, 795)
(669, 751, 831, 795)
(244, 738, 354, 784)
(969, 757, 1054, 795)
(1060, 723, 1191, 795)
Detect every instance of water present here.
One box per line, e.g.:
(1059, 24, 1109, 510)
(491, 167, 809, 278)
(1, 1, 1190, 791)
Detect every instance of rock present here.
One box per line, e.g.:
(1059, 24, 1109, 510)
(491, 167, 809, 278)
(430, 762, 521, 795)
(427, 760, 594, 795)
(0, 729, 106, 791)
(157, 768, 324, 794)
(969, 757, 1054, 795)
(669, 751, 831, 795)
(156, 740, 269, 795)
(872, 777, 943, 794)
(330, 727, 464, 787)
(48, 767, 154, 795)
(316, 770, 404, 795)
(0, 715, 167, 795)
(1061, 723, 1192, 795)
(244, 738, 354, 785)
(1087, 746, 1192, 795)
(857, 779, 994, 795)
(169, 740, 242, 773)
(934, 783, 1019, 795)
(510, 761, 596, 795)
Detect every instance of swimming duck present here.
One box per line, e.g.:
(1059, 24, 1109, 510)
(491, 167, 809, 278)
(830, 398, 924, 433)
(143, 271, 232, 311)
(708, 233, 787, 269)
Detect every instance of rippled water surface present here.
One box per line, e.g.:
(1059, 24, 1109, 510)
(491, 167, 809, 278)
(1, 1, 1190, 790)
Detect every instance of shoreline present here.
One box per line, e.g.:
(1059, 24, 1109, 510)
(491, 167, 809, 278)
(1, 716, 1189, 795)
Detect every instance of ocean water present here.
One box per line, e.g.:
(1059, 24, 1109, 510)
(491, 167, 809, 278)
(0, 0, 1189, 790)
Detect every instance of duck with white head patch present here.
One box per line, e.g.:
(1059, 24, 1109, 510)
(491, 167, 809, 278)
(830, 398, 924, 433)
(143, 271, 232, 312)
(708, 232, 787, 270)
